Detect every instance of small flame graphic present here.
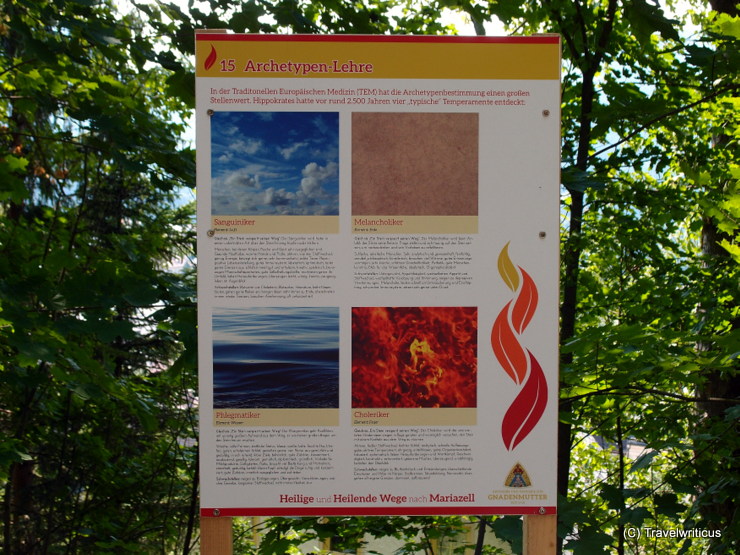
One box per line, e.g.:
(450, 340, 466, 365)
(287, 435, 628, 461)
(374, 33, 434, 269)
(204, 45, 217, 71)
(492, 243, 548, 450)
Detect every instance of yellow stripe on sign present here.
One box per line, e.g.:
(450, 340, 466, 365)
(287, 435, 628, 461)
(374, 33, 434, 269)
(195, 35, 561, 80)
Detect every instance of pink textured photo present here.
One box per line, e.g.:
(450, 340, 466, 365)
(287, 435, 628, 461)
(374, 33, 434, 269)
(352, 112, 479, 216)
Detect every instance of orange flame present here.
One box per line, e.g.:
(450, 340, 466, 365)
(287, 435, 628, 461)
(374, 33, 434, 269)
(492, 244, 548, 450)
(352, 307, 477, 408)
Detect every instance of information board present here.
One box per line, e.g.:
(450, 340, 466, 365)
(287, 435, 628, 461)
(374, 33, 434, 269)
(196, 34, 561, 517)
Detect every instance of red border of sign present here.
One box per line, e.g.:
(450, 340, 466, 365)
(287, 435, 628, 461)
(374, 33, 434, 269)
(195, 33, 559, 44)
(201, 506, 556, 517)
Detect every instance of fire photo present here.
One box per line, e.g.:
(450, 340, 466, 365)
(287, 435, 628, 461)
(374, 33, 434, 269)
(351, 306, 478, 409)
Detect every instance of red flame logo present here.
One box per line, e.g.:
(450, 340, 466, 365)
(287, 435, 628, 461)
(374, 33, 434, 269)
(204, 45, 217, 71)
(492, 243, 548, 450)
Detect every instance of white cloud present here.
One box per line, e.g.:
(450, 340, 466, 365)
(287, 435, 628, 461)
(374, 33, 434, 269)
(232, 138, 263, 155)
(280, 141, 307, 160)
(222, 168, 260, 189)
(263, 187, 294, 206)
(236, 193, 261, 213)
(212, 155, 338, 215)
(299, 161, 337, 196)
(312, 115, 330, 135)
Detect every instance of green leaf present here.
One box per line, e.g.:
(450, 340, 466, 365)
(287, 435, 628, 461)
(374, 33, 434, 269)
(0, 441, 33, 480)
(629, 450, 658, 473)
(625, 0, 680, 44)
(620, 506, 651, 527)
(490, 516, 522, 554)
(0, 156, 30, 202)
(718, 239, 740, 262)
(711, 13, 740, 39)
(562, 166, 608, 193)
(570, 526, 612, 554)
(72, 382, 103, 402)
(600, 483, 623, 510)
(94, 319, 136, 342)
(654, 493, 687, 518)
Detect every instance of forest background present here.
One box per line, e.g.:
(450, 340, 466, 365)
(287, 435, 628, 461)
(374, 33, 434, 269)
(0, 0, 737, 553)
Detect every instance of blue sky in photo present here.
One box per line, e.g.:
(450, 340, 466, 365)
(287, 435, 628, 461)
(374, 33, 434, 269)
(211, 111, 339, 215)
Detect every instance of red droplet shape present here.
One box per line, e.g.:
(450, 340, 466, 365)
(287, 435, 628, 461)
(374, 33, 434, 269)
(501, 351, 548, 451)
(204, 45, 217, 71)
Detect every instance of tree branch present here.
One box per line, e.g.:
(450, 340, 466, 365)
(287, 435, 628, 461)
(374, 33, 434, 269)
(588, 84, 740, 161)
(563, 385, 740, 404)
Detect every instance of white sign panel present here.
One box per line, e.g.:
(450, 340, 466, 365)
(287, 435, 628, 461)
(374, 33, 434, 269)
(196, 34, 560, 517)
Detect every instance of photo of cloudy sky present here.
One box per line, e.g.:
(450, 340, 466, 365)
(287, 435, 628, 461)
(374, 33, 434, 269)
(211, 111, 339, 215)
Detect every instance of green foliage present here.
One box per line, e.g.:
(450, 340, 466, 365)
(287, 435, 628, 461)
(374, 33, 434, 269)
(4, 0, 737, 553)
(0, 0, 197, 552)
(174, 0, 736, 553)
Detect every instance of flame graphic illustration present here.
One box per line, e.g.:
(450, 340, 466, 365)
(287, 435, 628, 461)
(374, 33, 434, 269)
(204, 45, 217, 71)
(492, 243, 548, 450)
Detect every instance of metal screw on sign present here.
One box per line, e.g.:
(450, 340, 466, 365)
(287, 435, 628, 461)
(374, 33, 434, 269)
(539, 231, 546, 238)
(542, 109, 550, 117)
(207, 109, 215, 116)
(538, 507, 546, 515)
(207, 229, 215, 237)
(213, 509, 220, 517)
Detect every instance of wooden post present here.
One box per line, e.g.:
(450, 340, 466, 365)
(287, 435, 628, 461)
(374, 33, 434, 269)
(252, 516, 263, 548)
(523, 514, 557, 555)
(201, 516, 233, 555)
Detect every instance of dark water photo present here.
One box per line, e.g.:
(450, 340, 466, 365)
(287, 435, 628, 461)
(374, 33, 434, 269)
(213, 307, 339, 409)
